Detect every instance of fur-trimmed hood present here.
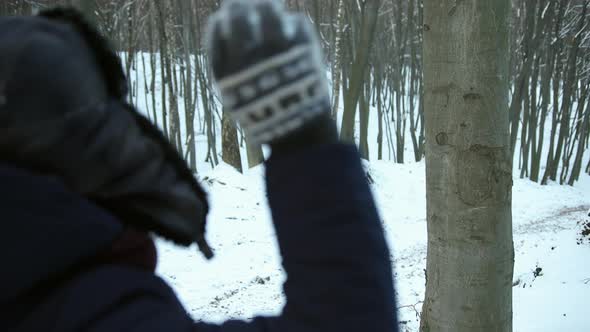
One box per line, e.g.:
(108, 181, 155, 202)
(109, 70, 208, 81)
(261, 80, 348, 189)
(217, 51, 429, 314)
(0, 12, 212, 258)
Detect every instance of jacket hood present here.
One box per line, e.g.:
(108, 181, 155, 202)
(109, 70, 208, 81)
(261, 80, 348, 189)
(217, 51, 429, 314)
(0, 164, 123, 305)
(0, 12, 212, 258)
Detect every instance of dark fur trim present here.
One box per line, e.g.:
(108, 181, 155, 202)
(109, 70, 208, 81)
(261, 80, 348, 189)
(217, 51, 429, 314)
(38, 7, 127, 100)
(36, 7, 213, 258)
(124, 102, 212, 242)
(113, 104, 213, 259)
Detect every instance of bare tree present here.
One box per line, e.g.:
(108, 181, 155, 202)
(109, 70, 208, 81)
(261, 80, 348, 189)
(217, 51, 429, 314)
(339, 0, 381, 143)
(8, 0, 587, 182)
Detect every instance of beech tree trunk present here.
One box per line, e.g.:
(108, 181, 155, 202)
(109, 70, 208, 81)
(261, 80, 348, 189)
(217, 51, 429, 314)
(221, 109, 242, 173)
(420, 1, 514, 331)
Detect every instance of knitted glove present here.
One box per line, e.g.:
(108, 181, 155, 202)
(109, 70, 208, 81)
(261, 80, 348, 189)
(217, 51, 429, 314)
(207, 0, 337, 150)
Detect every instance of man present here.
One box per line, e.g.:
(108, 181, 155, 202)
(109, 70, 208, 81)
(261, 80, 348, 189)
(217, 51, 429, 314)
(0, 1, 398, 331)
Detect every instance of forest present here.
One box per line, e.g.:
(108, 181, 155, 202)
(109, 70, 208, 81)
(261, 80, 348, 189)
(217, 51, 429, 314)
(2, 1, 590, 331)
(2, 0, 589, 186)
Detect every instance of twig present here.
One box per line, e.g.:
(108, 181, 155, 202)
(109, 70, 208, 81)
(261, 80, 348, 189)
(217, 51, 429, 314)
(397, 301, 424, 318)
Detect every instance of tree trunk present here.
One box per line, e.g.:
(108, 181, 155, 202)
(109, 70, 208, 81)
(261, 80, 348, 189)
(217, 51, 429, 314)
(246, 136, 264, 168)
(541, 0, 567, 185)
(339, 0, 380, 143)
(178, 0, 197, 171)
(309, 0, 322, 39)
(508, 0, 537, 160)
(567, 81, 590, 185)
(147, 3, 160, 128)
(77, 0, 98, 27)
(376, 68, 384, 160)
(519, 75, 530, 179)
(551, 2, 587, 183)
(222, 109, 243, 173)
(359, 82, 370, 160)
(409, 0, 422, 162)
(531, 37, 557, 182)
(153, 1, 169, 139)
(420, 1, 514, 331)
(200, 71, 219, 168)
(331, 0, 344, 118)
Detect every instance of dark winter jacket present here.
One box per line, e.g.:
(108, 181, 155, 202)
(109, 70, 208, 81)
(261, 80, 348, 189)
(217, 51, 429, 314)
(0, 144, 398, 332)
(0, 10, 398, 332)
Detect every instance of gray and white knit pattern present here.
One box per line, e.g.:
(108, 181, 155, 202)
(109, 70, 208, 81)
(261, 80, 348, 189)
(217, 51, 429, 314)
(218, 44, 330, 144)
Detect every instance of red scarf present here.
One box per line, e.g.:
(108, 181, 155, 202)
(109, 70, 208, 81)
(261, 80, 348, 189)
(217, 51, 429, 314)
(96, 229, 158, 271)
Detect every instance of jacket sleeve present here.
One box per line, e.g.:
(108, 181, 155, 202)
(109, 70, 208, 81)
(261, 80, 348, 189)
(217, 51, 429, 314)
(195, 143, 398, 332)
(74, 144, 396, 332)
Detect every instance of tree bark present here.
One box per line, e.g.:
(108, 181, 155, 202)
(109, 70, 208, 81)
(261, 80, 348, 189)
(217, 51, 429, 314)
(245, 136, 264, 169)
(376, 66, 384, 160)
(409, 0, 422, 162)
(177, 0, 197, 172)
(531, 29, 557, 182)
(359, 81, 370, 160)
(331, 0, 344, 118)
(567, 81, 590, 185)
(153, 1, 169, 139)
(221, 109, 242, 173)
(420, 1, 514, 331)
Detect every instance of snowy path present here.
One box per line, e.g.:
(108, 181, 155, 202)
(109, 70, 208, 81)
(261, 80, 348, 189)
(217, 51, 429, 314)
(157, 161, 590, 331)
(392, 205, 590, 332)
(511, 205, 590, 332)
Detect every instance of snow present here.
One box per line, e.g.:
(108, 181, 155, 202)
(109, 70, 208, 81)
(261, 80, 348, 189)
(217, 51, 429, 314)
(155, 158, 590, 331)
(157, 164, 284, 322)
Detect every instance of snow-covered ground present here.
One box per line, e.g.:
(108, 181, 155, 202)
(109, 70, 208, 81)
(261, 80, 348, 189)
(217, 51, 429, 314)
(156, 158, 590, 331)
